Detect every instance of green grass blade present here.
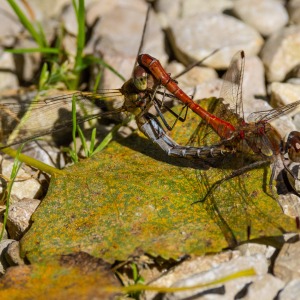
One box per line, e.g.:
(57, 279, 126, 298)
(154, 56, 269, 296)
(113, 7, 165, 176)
(1, 144, 25, 240)
(83, 55, 126, 82)
(71, 95, 79, 163)
(6, 0, 45, 47)
(89, 128, 97, 154)
(0, 145, 63, 176)
(75, 0, 85, 62)
(91, 125, 120, 155)
(39, 63, 49, 90)
(77, 125, 88, 157)
(5, 48, 60, 54)
(36, 22, 49, 47)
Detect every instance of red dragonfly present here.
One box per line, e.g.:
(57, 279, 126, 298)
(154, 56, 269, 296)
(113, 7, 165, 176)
(138, 50, 300, 189)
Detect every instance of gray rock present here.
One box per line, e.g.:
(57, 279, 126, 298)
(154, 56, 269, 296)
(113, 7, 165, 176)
(237, 243, 276, 260)
(7, 198, 40, 240)
(278, 193, 300, 220)
(21, 140, 66, 169)
(166, 61, 218, 89)
(88, 2, 167, 91)
(233, 0, 288, 36)
(13, 39, 42, 83)
(170, 13, 263, 69)
(274, 241, 300, 282)
(0, 0, 27, 47)
(288, 0, 300, 25)
(240, 55, 266, 106)
(157, 0, 233, 20)
(146, 250, 240, 299)
(4, 240, 24, 266)
(261, 26, 300, 82)
(0, 239, 15, 275)
(270, 82, 300, 109)
(278, 278, 300, 300)
(243, 274, 285, 300)
(0, 157, 43, 200)
(164, 254, 268, 300)
(184, 79, 223, 103)
(0, 51, 18, 91)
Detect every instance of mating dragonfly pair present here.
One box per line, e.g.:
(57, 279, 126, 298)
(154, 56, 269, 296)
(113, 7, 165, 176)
(1, 50, 300, 194)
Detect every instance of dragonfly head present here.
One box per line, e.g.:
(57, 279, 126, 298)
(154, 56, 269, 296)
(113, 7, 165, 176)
(284, 131, 300, 162)
(133, 65, 157, 92)
(133, 65, 148, 91)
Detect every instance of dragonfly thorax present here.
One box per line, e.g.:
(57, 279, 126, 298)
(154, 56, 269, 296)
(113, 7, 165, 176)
(121, 78, 151, 116)
(240, 121, 282, 158)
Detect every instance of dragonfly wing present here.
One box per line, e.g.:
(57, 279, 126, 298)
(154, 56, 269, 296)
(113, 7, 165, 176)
(218, 51, 245, 125)
(247, 100, 300, 123)
(0, 89, 124, 148)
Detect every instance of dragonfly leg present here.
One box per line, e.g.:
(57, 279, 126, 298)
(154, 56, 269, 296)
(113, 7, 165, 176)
(193, 160, 271, 204)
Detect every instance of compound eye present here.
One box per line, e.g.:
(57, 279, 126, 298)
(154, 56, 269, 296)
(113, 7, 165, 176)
(285, 131, 300, 162)
(133, 66, 148, 91)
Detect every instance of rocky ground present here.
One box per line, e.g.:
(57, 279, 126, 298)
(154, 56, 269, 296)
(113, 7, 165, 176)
(1, 0, 300, 299)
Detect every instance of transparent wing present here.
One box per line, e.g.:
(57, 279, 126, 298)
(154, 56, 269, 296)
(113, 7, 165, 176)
(0, 89, 125, 149)
(218, 51, 245, 125)
(247, 100, 300, 123)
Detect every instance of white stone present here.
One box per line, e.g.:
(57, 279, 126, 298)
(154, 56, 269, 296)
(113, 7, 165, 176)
(261, 26, 300, 82)
(243, 274, 285, 300)
(0, 52, 18, 90)
(157, 0, 233, 21)
(0, 157, 42, 200)
(163, 254, 268, 300)
(279, 278, 300, 300)
(166, 62, 218, 89)
(233, 0, 288, 36)
(7, 198, 40, 240)
(170, 13, 263, 69)
(270, 82, 300, 113)
(274, 241, 300, 282)
(287, 0, 300, 25)
(0, 239, 15, 274)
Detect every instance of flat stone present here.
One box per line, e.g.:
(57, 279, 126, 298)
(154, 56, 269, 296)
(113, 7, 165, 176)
(261, 26, 300, 82)
(7, 198, 41, 240)
(278, 193, 300, 219)
(243, 273, 285, 300)
(0, 239, 15, 275)
(166, 62, 218, 89)
(0, 157, 42, 200)
(157, 0, 233, 21)
(288, 0, 300, 25)
(233, 0, 288, 36)
(170, 13, 263, 69)
(274, 241, 300, 282)
(163, 254, 268, 300)
(88, 2, 167, 91)
(0, 51, 18, 90)
(20, 140, 65, 169)
(240, 55, 266, 104)
(4, 240, 24, 266)
(0, 0, 29, 47)
(146, 250, 240, 299)
(270, 82, 300, 110)
(236, 243, 276, 260)
(293, 113, 300, 131)
(278, 278, 300, 300)
(13, 39, 41, 83)
(184, 78, 223, 102)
